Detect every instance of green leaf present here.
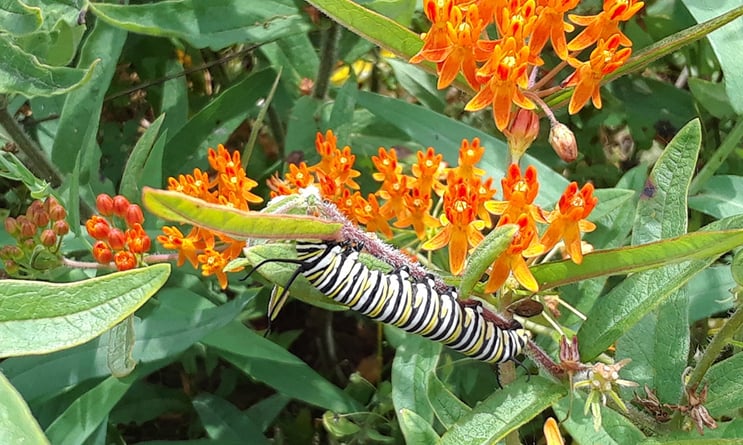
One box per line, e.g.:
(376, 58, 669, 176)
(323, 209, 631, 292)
(459, 224, 517, 298)
(688, 78, 737, 119)
(0, 35, 96, 97)
(192, 393, 270, 445)
(45, 374, 136, 445)
(0, 371, 50, 445)
(89, 0, 310, 50)
(0, 0, 42, 35)
(107, 316, 136, 378)
(682, 2, 743, 114)
(120, 114, 166, 201)
(427, 372, 471, 429)
(142, 188, 342, 240)
(617, 119, 700, 404)
(705, 353, 743, 417)
(387, 58, 446, 113)
(532, 229, 743, 290)
(398, 409, 440, 444)
(0, 151, 53, 198)
(0, 264, 170, 358)
(203, 321, 361, 413)
(553, 393, 646, 445)
(439, 376, 566, 444)
(689, 175, 743, 219)
(391, 334, 440, 436)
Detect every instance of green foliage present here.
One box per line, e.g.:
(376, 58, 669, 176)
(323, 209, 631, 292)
(1, 0, 743, 444)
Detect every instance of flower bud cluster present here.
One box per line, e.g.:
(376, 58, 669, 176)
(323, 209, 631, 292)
(1, 196, 69, 277)
(86, 194, 150, 271)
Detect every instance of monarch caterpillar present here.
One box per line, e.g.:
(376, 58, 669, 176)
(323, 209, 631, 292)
(248, 240, 530, 364)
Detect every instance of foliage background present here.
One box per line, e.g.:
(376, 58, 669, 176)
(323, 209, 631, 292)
(1, 0, 743, 444)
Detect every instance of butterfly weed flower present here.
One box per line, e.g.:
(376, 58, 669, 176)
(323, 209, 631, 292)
(541, 182, 598, 264)
(567, 0, 644, 52)
(484, 213, 545, 292)
(86, 194, 151, 271)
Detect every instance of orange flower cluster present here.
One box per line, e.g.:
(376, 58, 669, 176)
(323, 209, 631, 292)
(410, 0, 642, 128)
(157, 145, 263, 288)
(272, 130, 598, 293)
(86, 194, 150, 271)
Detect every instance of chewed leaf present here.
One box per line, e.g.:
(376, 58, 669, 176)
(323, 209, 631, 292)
(142, 187, 342, 240)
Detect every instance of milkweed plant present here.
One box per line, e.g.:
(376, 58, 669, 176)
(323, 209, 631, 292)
(1, 0, 743, 444)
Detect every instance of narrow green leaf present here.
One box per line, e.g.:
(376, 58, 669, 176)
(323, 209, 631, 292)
(0, 264, 170, 357)
(44, 374, 134, 445)
(387, 58, 446, 113)
(705, 353, 743, 417)
(120, 114, 166, 201)
(689, 175, 743, 219)
(107, 316, 136, 378)
(553, 393, 646, 445)
(0, 1, 42, 35)
(398, 409, 440, 444)
(532, 229, 743, 290)
(246, 394, 291, 433)
(0, 36, 96, 97)
(617, 119, 700, 404)
(0, 371, 50, 445)
(427, 372, 471, 429)
(142, 188, 342, 240)
(89, 0, 310, 50)
(392, 334, 440, 433)
(192, 393, 270, 445)
(203, 322, 361, 413)
(0, 151, 53, 198)
(439, 376, 566, 445)
(459, 224, 516, 298)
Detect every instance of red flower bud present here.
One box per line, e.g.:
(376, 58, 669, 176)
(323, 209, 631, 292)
(114, 250, 137, 271)
(107, 228, 126, 250)
(126, 224, 151, 254)
(549, 123, 578, 162)
(43, 196, 59, 213)
(505, 109, 540, 162)
(40, 229, 57, 247)
(30, 207, 49, 228)
(85, 215, 111, 240)
(113, 195, 130, 217)
(49, 204, 67, 221)
(4, 217, 19, 237)
(53, 220, 70, 236)
(92, 241, 113, 264)
(96, 194, 114, 216)
(19, 217, 36, 238)
(125, 204, 144, 227)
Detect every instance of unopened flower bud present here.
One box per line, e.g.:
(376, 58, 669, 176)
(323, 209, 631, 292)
(19, 217, 36, 238)
(4, 259, 19, 275)
(125, 204, 144, 227)
(4, 217, 19, 237)
(113, 195, 130, 217)
(114, 250, 137, 271)
(85, 215, 111, 240)
(505, 109, 540, 162)
(53, 220, 70, 236)
(96, 194, 114, 216)
(30, 207, 49, 228)
(107, 228, 126, 250)
(43, 196, 59, 213)
(92, 240, 113, 264)
(40, 229, 57, 247)
(549, 123, 578, 162)
(49, 204, 67, 221)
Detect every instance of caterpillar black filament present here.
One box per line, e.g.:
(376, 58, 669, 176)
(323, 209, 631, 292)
(250, 241, 530, 364)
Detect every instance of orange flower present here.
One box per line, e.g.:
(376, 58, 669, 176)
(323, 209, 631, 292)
(393, 187, 440, 239)
(378, 175, 410, 221)
(529, 0, 580, 60)
(568, 0, 644, 52)
(466, 37, 534, 131)
(371, 147, 401, 183)
(495, 0, 538, 46)
(411, 147, 445, 195)
(423, 178, 485, 275)
(284, 162, 314, 189)
(544, 417, 565, 445)
(541, 182, 597, 264)
(562, 34, 632, 114)
(157, 226, 203, 267)
(437, 4, 486, 89)
(410, 0, 457, 64)
(167, 168, 212, 200)
(198, 245, 230, 289)
(312, 131, 361, 191)
(485, 164, 546, 225)
(449, 138, 485, 181)
(355, 194, 394, 239)
(485, 213, 544, 292)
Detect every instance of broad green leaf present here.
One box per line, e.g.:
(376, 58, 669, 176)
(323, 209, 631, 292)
(13, 16, 85, 66)
(705, 353, 743, 417)
(89, 0, 310, 50)
(3, 287, 246, 402)
(439, 376, 566, 445)
(0, 264, 170, 357)
(51, 18, 126, 174)
(0, 0, 42, 35)
(246, 394, 291, 433)
(459, 224, 517, 299)
(689, 175, 743, 219)
(532, 229, 743, 290)
(107, 316, 136, 378)
(0, 35, 95, 97)
(553, 394, 646, 445)
(142, 188, 342, 240)
(387, 58, 446, 113)
(590, 188, 636, 222)
(427, 372, 471, 429)
(192, 393, 270, 445)
(617, 119, 700, 404)
(44, 374, 135, 445)
(391, 335, 440, 435)
(120, 114, 166, 201)
(398, 409, 440, 444)
(0, 371, 50, 445)
(686, 267, 735, 323)
(203, 321, 361, 413)
(682, 2, 743, 114)
(688, 78, 737, 119)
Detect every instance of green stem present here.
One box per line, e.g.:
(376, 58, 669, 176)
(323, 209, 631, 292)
(0, 98, 63, 187)
(313, 20, 342, 100)
(687, 302, 743, 389)
(689, 118, 743, 195)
